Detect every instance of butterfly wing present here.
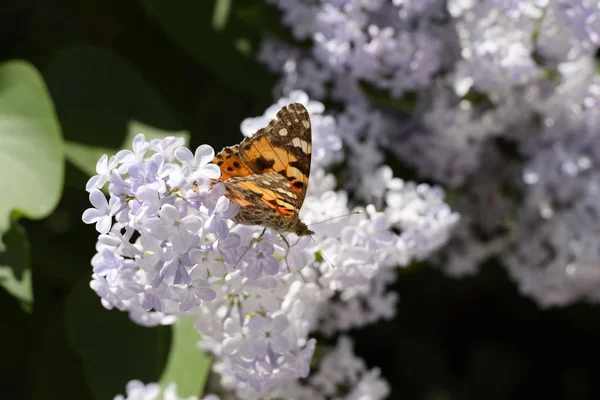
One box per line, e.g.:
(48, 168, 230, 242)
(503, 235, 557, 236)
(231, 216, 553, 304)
(212, 144, 254, 180)
(212, 103, 312, 205)
(224, 172, 302, 231)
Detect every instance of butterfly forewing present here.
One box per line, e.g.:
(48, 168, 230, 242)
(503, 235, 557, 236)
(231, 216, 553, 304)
(212, 145, 254, 180)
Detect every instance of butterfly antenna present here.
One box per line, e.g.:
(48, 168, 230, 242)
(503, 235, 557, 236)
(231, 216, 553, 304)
(307, 210, 363, 227)
(308, 234, 337, 270)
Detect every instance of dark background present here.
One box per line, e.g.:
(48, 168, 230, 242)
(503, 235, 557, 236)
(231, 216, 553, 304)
(1, 1, 599, 399)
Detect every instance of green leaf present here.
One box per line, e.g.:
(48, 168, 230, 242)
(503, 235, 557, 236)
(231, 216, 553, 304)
(0, 220, 30, 280)
(0, 220, 32, 309)
(65, 277, 171, 400)
(159, 317, 212, 397)
(0, 60, 64, 237)
(0, 268, 32, 311)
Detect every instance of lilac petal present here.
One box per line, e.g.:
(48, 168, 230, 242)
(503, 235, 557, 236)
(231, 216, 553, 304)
(174, 263, 192, 285)
(250, 339, 268, 357)
(147, 157, 160, 174)
(246, 262, 261, 280)
(175, 147, 194, 164)
(89, 189, 109, 211)
(271, 315, 289, 333)
(108, 197, 122, 214)
(82, 208, 104, 224)
(181, 215, 204, 233)
(258, 241, 274, 255)
(209, 262, 226, 278)
(128, 163, 144, 179)
(187, 248, 204, 265)
(96, 216, 112, 234)
(148, 223, 172, 240)
(200, 164, 221, 179)
(171, 231, 191, 253)
(95, 154, 108, 173)
(193, 286, 216, 301)
(270, 335, 290, 354)
(178, 291, 195, 312)
(211, 182, 226, 197)
(159, 204, 179, 223)
(262, 257, 280, 275)
(141, 292, 162, 311)
(212, 218, 229, 239)
(115, 149, 132, 163)
(194, 145, 215, 165)
(220, 233, 241, 248)
(86, 174, 106, 192)
(247, 315, 267, 332)
(214, 196, 229, 213)
(140, 292, 154, 310)
(221, 203, 240, 219)
(105, 269, 120, 285)
(92, 261, 111, 276)
(132, 133, 146, 154)
(219, 248, 237, 265)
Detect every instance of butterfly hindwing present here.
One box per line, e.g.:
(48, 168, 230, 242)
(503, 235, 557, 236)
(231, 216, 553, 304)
(224, 172, 300, 230)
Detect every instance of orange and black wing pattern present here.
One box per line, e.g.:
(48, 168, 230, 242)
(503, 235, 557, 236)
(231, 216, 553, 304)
(209, 103, 313, 234)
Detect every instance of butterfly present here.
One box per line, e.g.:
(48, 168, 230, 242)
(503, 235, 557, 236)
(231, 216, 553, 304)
(210, 103, 314, 237)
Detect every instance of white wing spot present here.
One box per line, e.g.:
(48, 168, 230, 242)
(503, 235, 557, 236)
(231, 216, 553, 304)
(262, 180, 271, 186)
(302, 120, 310, 129)
(294, 118, 299, 123)
(279, 128, 288, 136)
(292, 138, 309, 153)
(287, 121, 291, 126)
(275, 187, 293, 196)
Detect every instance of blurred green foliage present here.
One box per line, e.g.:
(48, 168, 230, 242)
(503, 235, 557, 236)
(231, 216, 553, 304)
(0, 1, 599, 400)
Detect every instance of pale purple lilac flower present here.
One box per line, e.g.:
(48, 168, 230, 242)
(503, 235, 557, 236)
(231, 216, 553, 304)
(82, 189, 122, 234)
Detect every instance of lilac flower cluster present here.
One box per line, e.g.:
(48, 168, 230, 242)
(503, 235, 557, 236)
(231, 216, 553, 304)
(115, 337, 387, 400)
(227, 336, 390, 400)
(260, 0, 600, 307)
(83, 91, 458, 395)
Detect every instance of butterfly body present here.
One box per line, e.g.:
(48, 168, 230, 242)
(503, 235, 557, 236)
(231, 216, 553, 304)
(210, 103, 314, 236)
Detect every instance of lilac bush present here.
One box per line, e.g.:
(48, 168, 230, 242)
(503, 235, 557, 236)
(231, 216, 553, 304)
(84, 92, 457, 397)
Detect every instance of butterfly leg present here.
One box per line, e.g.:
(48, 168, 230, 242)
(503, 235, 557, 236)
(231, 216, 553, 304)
(278, 234, 293, 273)
(233, 227, 267, 269)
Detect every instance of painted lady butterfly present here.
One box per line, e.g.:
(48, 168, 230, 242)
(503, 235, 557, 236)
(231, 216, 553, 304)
(210, 103, 313, 236)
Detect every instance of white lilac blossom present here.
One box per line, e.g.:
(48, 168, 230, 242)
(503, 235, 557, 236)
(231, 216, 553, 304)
(259, 0, 600, 308)
(83, 93, 457, 394)
(113, 380, 217, 400)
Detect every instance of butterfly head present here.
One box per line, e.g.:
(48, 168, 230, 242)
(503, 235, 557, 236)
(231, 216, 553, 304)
(294, 222, 314, 237)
